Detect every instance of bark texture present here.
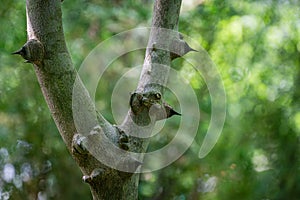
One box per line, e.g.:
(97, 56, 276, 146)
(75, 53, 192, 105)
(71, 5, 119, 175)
(17, 0, 182, 199)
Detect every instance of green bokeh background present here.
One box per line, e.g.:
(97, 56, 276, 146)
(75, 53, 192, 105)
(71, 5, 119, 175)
(0, 0, 299, 199)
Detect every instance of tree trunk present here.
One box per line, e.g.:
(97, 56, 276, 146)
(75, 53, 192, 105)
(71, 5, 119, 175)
(14, 0, 183, 199)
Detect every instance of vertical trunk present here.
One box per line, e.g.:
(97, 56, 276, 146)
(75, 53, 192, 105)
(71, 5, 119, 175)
(18, 0, 182, 199)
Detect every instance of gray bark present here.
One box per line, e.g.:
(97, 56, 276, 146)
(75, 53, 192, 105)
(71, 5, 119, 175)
(17, 0, 182, 199)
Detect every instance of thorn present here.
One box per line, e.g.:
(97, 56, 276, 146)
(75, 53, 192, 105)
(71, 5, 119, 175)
(11, 39, 44, 65)
(153, 102, 181, 120)
(187, 46, 198, 54)
(184, 41, 198, 54)
(11, 47, 25, 56)
(83, 168, 105, 184)
(164, 103, 181, 118)
(169, 108, 181, 117)
(178, 33, 197, 53)
(188, 46, 198, 53)
(170, 34, 198, 60)
(82, 175, 90, 183)
(11, 49, 22, 55)
(72, 134, 89, 155)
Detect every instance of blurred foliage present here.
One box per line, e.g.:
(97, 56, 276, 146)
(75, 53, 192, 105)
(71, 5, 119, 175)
(0, 0, 299, 199)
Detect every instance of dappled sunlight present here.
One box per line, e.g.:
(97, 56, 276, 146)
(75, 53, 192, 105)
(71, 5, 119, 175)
(251, 149, 271, 172)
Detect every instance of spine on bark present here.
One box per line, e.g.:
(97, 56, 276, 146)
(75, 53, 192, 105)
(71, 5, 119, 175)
(12, 39, 44, 65)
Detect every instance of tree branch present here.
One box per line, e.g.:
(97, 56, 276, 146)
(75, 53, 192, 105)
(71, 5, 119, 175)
(120, 0, 182, 153)
(14, 0, 183, 199)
